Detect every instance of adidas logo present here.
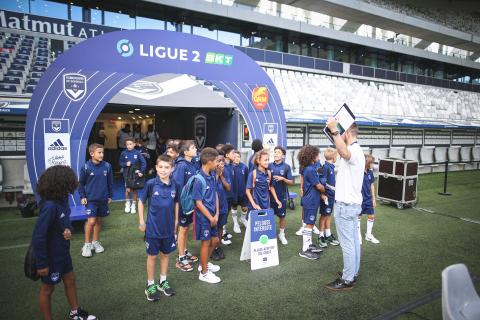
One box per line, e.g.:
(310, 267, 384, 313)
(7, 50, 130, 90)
(48, 139, 67, 150)
(266, 138, 275, 145)
(60, 213, 65, 218)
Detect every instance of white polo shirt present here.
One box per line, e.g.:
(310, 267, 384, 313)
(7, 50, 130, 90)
(335, 141, 365, 205)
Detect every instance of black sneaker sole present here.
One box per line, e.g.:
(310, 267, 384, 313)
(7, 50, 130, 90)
(159, 288, 175, 297)
(144, 290, 160, 302)
(298, 252, 320, 260)
(325, 285, 354, 291)
(175, 263, 193, 272)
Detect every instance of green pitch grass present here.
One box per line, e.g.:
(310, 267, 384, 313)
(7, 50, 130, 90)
(1, 170, 479, 319)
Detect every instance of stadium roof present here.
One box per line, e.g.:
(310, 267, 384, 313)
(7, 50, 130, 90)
(277, 0, 480, 59)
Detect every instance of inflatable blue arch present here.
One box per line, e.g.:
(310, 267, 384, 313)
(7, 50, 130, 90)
(26, 29, 286, 207)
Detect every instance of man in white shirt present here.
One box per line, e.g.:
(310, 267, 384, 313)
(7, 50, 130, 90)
(325, 119, 365, 291)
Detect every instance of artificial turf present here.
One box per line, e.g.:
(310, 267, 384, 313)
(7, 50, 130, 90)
(0, 170, 479, 319)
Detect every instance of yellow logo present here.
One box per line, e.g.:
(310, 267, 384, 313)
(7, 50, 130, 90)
(252, 87, 269, 111)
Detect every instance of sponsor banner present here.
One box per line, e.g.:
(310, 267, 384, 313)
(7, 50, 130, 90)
(44, 119, 70, 168)
(0, 9, 118, 39)
(263, 123, 278, 162)
(240, 209, 279, 270)
(194, 114, 207, 149)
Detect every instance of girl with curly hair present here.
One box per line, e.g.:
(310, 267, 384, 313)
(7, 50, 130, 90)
(246, 150, 282, 213)
(32, 165, 96, 320)
(298, 145, 325, 260)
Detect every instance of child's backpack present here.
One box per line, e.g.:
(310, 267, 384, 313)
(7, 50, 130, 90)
(180, 174, 207, 215)
(125, 161, 145, 189)
(24, 243, 39, 281)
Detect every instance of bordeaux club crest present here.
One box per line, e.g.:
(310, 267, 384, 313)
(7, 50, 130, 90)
(63, 73, 87, 101)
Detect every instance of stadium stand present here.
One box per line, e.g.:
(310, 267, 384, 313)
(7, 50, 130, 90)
(362, 0, 480, 35)
(0, 32, 52, 94)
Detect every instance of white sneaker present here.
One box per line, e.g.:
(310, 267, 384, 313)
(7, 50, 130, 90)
(81, 243, 93, 257)
(295, 226, 304, 236)
(225, 232, 233, 240)
(92, 241, 104, 253)
(233, 222, 241, 234)
(124, 201, 131, 213)
(198, 262, 221, 273)
(130, 203, 136, 214)
(365, 234, 380, 244)
(313, 225, 320, 235)
(278, 233, 288, 245)
(198, 270, 221, 284)
(240, 216, 248, 228)
(221, 238, 232, 245)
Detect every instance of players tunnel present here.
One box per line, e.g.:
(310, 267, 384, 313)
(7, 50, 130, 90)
(25, 29, 286, 210)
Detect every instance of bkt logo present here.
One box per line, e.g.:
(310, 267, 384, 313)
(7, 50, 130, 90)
(48, 139, 67, 150)
(117, 39, 134, 57)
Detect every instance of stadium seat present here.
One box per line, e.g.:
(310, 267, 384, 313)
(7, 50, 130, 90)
(388, 146, 405, 159)
(293, 149, 300, 175)
(416, 147, 433, 173)
(0, 84, 17, 93)
(371, 148, 389, 162)
(433, 147, 448, 173)
(460, 146, 475, 170)
(22, 164, 33, 195)
(442, 264, 480, 320)
(448, 146, 464, 171)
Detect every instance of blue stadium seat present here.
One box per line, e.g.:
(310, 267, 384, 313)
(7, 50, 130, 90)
(27, 79, 38, 86)
(17, 54, 30, 60)
(31, 72, 43, 79)
(0, 58, 6, 64)
(0, 84, 17, 93)
(3, 45, 15, 50)
(13, 59, 27, 65)
(9, 64, 25, 71)
(26, 85, 36, 93)
(18, 49, 31, 55)
(32, 66, 46, 72)
(0, 52, 10, 58)
(1, 77, 21, 84)
(36, 56, 48, 62)
(6, 70, 24, 78)
(25, 35, 34, 39)
(34, 61, 47, 67)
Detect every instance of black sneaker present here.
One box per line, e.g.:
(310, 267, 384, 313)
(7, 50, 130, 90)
(308, 244, 323, 253)
(299, 249, 321, 260)
(175, 256, 193, 272)
(326, 234, 340, 246)
(210, 248, 222, 261)
(325, 278, 354, 291)
(185, 249, 199, 263)
(158, 280, 176, 296)
(216, 246, 226, 260)
(336, 271, 359, 284)
(225, 232, 233, 240)
(145, 283, 161, 301)
(69, 308, 96, 320)
(318, 236, 328, 248)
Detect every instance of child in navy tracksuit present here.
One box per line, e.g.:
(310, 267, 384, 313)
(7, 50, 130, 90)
(193, 147, 222, 284)
(172, 140, 199, 272)
(318, 147, 340, 248)
(138, 155, 179, 302)
(246, 150, 282, 214)
(268, 146, 293, 245)
(298, 145, 325, 260)
(231, 150, 249, 233)
(212, 149, 231, 261)
(32, 165, 96, 320)
(119, 137, 146, 214)
(79, 143, 113, 258)
(221, 144, 235, 244)
(359, 154, 379, 244)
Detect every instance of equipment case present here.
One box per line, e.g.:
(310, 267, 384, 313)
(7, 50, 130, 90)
(377, 158, 418, 209)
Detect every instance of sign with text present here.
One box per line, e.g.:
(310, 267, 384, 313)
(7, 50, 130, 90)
(263, 123, 278, 162)
(240, 209, 279, 270)
(43, 119, 71, 168)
